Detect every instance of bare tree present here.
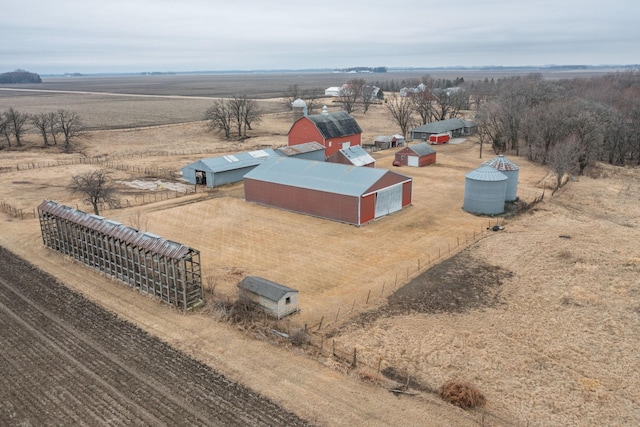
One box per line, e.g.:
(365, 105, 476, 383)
(548, 135, 583, 194)
(3, 108, 30, 146)
(281, 85, 324, 114)
(47, 111, 61, 145)
(31, 112, 53, 146)
(281, 84, 302, 111)
(411, 89, 438, 125)
(385, 94, 415, 139)
(69, 169, 120, 215)
(205, 99, 233, 139)
(57, 109, 84, 152)
(303, 87, 324, 115)
(228, 95, 263, 138)
(0, 118, 9, 148)
(338, 78, 366, 114)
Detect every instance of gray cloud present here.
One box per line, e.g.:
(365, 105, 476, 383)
(1, 0, 638, 73)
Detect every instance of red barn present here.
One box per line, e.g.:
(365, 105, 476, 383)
(244, 157, 412, 226)
(394, 142, 437, 167)
(288, 110, 362, 158)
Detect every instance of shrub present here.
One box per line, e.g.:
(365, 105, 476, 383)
(439, 380, 486, 409)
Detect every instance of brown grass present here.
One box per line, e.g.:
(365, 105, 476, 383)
(440, 380, 486, 409)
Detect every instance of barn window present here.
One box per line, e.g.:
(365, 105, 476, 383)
(285, 296, 291, 304)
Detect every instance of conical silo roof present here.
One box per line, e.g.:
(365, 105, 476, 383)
(484, 154, 519, 171)
(465, 165, 508, 182)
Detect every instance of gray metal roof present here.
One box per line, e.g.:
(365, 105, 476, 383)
(237, 276, 297, 301)
(38, 200, 194, 259)
(184, 149, 276, 173)
(484, 154, 520, 171)
(302, 111, 362, 139)
(244, 156, 410, 197)
(275, 141, 325, 157)
(405, 142, 436, 156)
(465, 165, 508, 182)
(336, 145, 375, 166)
(412, 118, 475, 134)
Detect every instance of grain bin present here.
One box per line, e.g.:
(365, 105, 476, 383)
(463, 165, 508, 215)
(484, 155, 519, 201)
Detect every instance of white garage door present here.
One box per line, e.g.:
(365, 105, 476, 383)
(374, 185, 403, 218)
(408, 156, 419, 167)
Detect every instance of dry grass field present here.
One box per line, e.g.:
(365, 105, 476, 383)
(1, 74, 638, 426)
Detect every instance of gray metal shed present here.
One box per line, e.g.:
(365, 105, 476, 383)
(463, 165, 508, 215)
(181, 149, 276, 188)
(484, 155, 520, 201)
(237, 276, 298, 319)
(275, 141, 325, 161)
(410, 118, 476, 141)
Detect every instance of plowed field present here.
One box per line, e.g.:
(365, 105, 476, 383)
(0, 247, 310, 427)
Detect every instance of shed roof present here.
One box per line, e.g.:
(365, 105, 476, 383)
(296, 111, 362, 139)
(336, 145, 375, 166)
(38, 200, 194, 259)
(484, 154, 520, 171)
(465, 165, 508, 182)
(405, 142, 436, 156)
(244, 156, 410, 197)
(237, 276, 297, 302)
(275, 141, 325, 157)
(412, 118, 475, 134)
(184, 149, 276, 173)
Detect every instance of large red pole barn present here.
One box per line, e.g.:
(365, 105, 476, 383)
(244, 157, 412, 226)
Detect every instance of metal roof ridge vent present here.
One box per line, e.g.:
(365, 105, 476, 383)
(142, 231, 161, 239)
(104, 219, 122, 226)
(89, 214, 104, 220)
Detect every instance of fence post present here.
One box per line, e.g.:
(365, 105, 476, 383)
(366, 289, 371, 304)
(335, 308, 340, 321)
(352, 348, 357, 368)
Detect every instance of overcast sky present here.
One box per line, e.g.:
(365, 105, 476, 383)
(1, 0, 638, 74)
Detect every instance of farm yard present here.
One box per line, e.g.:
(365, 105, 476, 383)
(1, 72, 639, 426)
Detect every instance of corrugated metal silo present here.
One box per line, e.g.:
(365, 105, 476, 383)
(463, 165, 508, 214)
(484, 154, 520, 201)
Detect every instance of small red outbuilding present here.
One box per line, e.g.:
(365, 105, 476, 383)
(394, 142, 437, 167)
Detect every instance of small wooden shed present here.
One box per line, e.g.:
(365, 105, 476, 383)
(394, 142, 437, 167)
(237, 276, 298, 319)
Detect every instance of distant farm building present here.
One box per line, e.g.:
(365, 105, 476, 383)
(181, 149, 276, 188)
(288, 109, 362, 158)
(484, 155, 520, 201)
(463, 165, 508, 215)
(394, 143, 437, 167)
(244, 157, 412, 226)
(237, 276, 298, 319)
(275, 141, 325, 161)
(372, 135, 405, 150)
(325, 87, 342, 97)
(410, 118, 476, 141)
(37, 200, 203, 310)
(326, 145, 375, 168)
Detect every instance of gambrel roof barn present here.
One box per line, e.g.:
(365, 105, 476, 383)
(288, 110, 362, 157)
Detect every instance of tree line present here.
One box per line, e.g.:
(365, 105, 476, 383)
(0, 108, 84, 152)
(204, 95, 262, 140)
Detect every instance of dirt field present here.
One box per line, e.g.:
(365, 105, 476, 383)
(1, 77, 638, 425)
(0, 247, 310, 427)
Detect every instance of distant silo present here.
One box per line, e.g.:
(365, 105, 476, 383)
(463, 165, 508, 215)
(291, 98, 307, 121)
(484, 154, 520, 201)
